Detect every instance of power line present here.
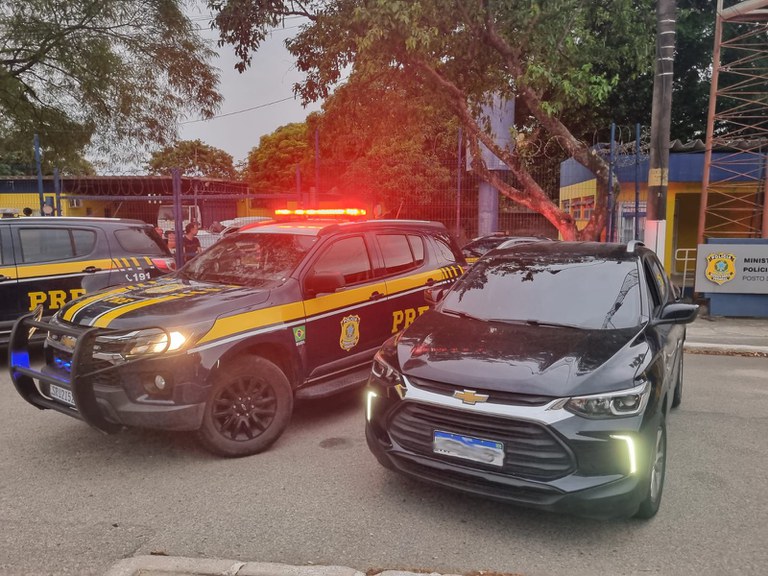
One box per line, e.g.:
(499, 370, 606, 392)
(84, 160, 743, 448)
(179, 96, 296, 124)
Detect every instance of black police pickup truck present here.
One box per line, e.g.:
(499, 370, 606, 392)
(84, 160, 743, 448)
(0, 217, 172, 343)
(9, 217, 465, 456)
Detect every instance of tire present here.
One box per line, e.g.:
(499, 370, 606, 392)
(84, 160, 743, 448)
(671, 354, 684, 409)
(198, 356, 294, 457)
(634, 416, 667, 519)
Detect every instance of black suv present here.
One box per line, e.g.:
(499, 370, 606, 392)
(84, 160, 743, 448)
(0, 217, 172, 343)
(10, 218, 465, 456)
(461, 233, 549, 264)
(365, 240, 698, 519)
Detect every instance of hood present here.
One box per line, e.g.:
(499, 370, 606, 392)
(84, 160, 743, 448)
(396, 310, 650, 397)
(59, 277, 271, 330)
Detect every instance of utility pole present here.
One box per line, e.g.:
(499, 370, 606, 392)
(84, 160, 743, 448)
(646, 0, 676, 259)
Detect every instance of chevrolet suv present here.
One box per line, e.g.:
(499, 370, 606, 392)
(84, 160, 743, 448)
(365, 240, 698, 519)
(10, 218, 465, 456)
(0, 217, 172, 343)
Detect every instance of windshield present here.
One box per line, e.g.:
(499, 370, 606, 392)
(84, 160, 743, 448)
(441, 254, 642, 330)
(179, 232, 316, 288)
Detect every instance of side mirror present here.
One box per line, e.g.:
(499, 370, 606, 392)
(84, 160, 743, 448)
(653, 302, 699, 325)
(424, 286, 446, 305)
(305, 272, 345, 296)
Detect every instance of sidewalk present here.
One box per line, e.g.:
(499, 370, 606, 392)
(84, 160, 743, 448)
(105, 313, 768, 576)
(684, 310, 768, 356)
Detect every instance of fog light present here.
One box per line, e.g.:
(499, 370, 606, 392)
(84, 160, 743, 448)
(366, 391, 378, 422)
(154, 375, 167, 390)
(610, 434, 637, 474)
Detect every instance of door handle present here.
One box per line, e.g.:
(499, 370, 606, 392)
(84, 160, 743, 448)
(0, 275, 10, 281)
(82, 266, 101, 273)
(370, 291, 384, 301)
(426, 278, 435, 286)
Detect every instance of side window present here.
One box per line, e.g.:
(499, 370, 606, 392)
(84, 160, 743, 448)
(19, 228, 76, 263)
(408, 235, 425, 265)
(378, 233, 421, 275)
(648, 258, 668, 304)
(18, 228, 96, 263)
(310, 236, 373, 285)
(643, 260, 664, 310)
(72, 229, 97, 256)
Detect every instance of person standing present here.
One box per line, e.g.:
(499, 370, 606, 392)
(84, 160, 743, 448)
(164, 230, 177, 254)
(182, 222, 201, 262)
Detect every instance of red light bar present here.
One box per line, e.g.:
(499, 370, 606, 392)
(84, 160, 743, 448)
(275, 208, 367, 216)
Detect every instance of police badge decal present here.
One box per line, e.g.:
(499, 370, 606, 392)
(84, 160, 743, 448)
(705, 252, 736, 285)
(339, 315, 361, 351)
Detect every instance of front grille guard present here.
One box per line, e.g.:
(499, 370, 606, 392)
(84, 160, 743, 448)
(9, 311, 170, 434)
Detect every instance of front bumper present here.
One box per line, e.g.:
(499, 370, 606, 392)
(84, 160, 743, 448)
(365, 379, 659, 520)
(9, 312, 208, 433)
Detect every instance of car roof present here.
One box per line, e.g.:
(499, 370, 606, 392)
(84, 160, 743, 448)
(239, 218, 448, 237)
(2, 216, 150, 227)
(492, 240, 644, 262)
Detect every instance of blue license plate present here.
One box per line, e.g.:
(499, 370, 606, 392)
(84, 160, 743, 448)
(433, 430, 504, 466)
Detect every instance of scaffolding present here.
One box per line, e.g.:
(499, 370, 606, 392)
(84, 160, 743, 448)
(698, 0, 768, 243)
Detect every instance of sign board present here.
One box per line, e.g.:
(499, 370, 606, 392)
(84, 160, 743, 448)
(695, 243, 768, 294)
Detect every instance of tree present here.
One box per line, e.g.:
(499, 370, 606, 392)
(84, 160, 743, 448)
(147, 139, 237, 179)
(246, 123, 311, 193)
(210, 0, 658, 240)
(0, 0, 222, 170)
(309, 71, 457, 211)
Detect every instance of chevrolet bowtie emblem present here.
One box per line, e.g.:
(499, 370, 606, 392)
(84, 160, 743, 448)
(453, 389, 489, 405)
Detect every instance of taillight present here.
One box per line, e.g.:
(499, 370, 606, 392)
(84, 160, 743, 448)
(151, 257, 176, 272)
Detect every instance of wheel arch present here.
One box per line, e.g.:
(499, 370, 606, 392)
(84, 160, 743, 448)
(210, 340, 302, 392)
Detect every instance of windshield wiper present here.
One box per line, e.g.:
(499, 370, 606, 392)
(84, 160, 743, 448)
(486, 318, 579, 329)
(441, 308, 483, 322)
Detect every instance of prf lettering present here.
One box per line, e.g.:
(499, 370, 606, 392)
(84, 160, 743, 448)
(28, 289, 86, 310)
(392, 306, 429, 333)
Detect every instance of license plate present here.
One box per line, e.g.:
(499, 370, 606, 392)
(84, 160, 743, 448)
(49, 384, 75, 407)
(433, 430, 504, 466)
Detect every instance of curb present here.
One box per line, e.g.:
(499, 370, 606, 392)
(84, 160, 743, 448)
(104, 557, 368, 576)
(104, 557, 466, 576)
(684, 342, 768, 357)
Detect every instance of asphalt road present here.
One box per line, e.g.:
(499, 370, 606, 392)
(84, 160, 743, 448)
(0, 350, 766, 576)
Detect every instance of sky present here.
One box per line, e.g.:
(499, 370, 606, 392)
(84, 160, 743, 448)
(179, 12, 322, 166)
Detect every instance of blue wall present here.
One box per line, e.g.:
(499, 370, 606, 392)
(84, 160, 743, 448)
(560, 151, 761, 187)
(706, 238, 768, 318)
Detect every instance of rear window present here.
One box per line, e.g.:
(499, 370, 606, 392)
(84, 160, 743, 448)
(441, 254, 642, 330)
(432, 233, 464, 266)
(114, 227, 169, 255)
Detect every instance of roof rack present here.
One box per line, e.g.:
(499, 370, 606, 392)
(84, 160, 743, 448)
(626, 240, 645, 253)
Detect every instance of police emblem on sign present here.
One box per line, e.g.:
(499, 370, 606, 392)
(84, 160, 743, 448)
(705, 252, 736, 285)
(340, 315, 361, 351)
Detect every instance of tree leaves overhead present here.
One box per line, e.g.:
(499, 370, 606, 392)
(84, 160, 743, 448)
(0, 0, 223, 172)
(212, 0, 658, 239)
(211, 0, 719, 239)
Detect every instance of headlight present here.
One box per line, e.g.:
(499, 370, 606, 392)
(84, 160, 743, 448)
(562, 380, 650, 419)
(370, 351, 403, 387)
(127, 330, 187, 356)
(94, 328, 188, 364)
